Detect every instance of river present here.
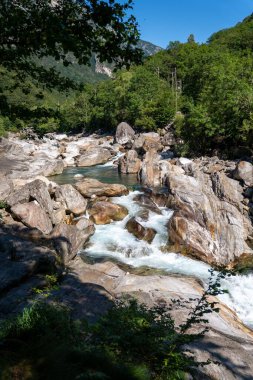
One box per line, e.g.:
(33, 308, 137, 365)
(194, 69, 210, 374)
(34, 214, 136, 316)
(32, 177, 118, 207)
(52, 158, 253, 329)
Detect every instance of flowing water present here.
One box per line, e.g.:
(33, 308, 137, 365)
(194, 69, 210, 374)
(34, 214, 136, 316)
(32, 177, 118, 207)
(53, 160, 253, 328)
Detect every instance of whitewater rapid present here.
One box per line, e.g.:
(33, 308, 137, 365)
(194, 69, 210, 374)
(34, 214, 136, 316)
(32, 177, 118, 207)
(82, 191, 253, 328)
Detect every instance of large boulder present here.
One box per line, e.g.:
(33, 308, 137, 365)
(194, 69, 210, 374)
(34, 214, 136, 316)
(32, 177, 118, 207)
(118, 150, 141, 174)
(88, 201, 128, 224)
(133, 132, 162, 153)
(11, 202, 53, 234)
(51, 221, 95, 264)
(126, 217, 156, 243)
(115, 122, 135, 145)
(77, 147, 112, 167)
(233, 161, 253, 186)
(42, 159, 64, 176)
(167, 168, 253, 267)
(138, 149, 161, 187)
(55, 184, 87, 216)
(75, 178, 128, 198)
(7, 179, 53, 220)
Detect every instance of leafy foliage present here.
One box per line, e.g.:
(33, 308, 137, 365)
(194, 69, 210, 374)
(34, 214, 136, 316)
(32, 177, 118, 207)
(0, 270, 228, 380)
(1, 5, 253, 156)
(0, 0, 142, 69)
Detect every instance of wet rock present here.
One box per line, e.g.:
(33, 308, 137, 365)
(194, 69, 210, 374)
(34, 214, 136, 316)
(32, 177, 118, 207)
(133, 194, 161, 214)
(115, 122, 135, 145)
(77, 147, 112, 167)
(118, 150, 141, 174)
(126, 217, 156, 243)
(233, 161, 253, 186)
(88, 201, 128, 225)
(75, 178, 128, 198)
(55, 184, 87, 216)
(51, 222, 95, 264)
(11, 202, 53, 234)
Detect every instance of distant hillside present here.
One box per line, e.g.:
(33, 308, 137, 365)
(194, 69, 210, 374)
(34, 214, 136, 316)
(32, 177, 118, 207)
(137, 40, 163, 56)
(208, 14, 253, 51)
(37, 40, 163, 85)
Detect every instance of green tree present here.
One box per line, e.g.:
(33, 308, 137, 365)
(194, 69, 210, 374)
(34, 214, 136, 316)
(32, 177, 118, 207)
(0, 0, 142, 70)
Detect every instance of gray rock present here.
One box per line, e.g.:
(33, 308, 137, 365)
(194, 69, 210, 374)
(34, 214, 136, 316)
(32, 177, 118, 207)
(77, 147, 112, 167)
(75, 217, 94, 231)
(11, 202, 53, 234)
(42, 159, 64, 176)
(55, 184, 88, 216)
(51, 222, 95, 264)
(161, 131, 177, 147)
(138, 149, 161, 187)
(234, 161, 253, 186)
(64, 258, 253, 380)
(115, 122, 135, 145)
(75, 178, 128, 198)
(167, 169, 253, 267)
(133, 132, 162, 153)
(118, 150, 141, 174)
(7, 179, 53, 221)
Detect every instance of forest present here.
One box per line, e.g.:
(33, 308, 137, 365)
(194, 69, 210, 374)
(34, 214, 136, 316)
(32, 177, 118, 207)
(1, 11, 253, 157)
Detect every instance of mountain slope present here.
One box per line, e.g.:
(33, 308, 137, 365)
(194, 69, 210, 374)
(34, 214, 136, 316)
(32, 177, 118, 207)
(37, 40, 163, 85)
(208, 14, 253, 51)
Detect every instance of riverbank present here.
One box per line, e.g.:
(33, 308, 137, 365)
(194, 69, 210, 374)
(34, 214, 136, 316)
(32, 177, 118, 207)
(0, 126, 253, 379)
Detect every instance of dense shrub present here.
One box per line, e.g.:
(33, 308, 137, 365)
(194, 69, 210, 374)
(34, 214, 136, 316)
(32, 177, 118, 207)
(0, 270, 228, 380)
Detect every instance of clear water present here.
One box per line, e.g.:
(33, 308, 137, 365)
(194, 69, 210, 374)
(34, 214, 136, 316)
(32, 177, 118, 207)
(50, 161, 138, 188)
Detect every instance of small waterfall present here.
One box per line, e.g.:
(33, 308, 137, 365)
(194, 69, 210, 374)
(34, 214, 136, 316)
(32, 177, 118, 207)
(82, 190, 253, 328)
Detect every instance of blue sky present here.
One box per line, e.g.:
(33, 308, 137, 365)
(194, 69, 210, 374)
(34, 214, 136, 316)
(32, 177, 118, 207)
(129, 0, 253, 48)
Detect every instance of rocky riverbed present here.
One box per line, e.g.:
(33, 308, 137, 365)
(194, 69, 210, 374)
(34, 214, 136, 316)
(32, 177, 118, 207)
(0, 123, 253, 379)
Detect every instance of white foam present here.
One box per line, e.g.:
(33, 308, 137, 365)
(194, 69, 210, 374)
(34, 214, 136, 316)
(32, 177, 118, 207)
(99, 152, 125, 167)
(82, 191, 253, 328)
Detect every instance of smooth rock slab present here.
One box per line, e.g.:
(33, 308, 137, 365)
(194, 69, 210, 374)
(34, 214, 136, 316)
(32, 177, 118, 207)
(77, 147, 112, 167)
(75, 178, 128, 198)
(64, 258, 253, 380)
